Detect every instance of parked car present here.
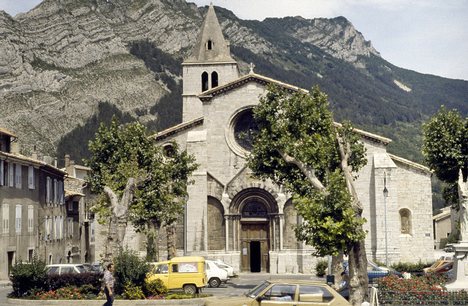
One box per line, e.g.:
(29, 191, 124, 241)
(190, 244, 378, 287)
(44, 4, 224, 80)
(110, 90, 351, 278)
(205, 259, 229, 288)
(213, 260, 236, 277)
(204, 279, 351, 306)
(423, 256, 453, 274)
(147, 256, 207, 294)
(46, 264, 87, 275)
(342, 259, 401, 285)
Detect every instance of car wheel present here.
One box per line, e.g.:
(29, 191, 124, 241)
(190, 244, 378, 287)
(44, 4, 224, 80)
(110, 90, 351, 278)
(209, 277, 221, 288)
(183, 284, 197, 294)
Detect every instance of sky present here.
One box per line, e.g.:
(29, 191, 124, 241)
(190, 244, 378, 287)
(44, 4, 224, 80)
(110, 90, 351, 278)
(1, 0, 467, 81)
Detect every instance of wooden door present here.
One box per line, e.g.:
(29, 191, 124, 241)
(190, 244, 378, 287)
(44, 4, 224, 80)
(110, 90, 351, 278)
(240, 222, 269, 272)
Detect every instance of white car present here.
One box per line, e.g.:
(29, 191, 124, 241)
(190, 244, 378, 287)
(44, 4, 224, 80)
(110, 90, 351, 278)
(205, 259, 229, 288)
(46, 264, 87, 275)
(214, 260, 236, 277)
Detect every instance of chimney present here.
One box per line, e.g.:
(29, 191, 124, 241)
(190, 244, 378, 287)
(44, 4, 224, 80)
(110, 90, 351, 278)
(10, 141, 20, 154)
(64, 154, 70, 168)
(31, 145, 38, 160)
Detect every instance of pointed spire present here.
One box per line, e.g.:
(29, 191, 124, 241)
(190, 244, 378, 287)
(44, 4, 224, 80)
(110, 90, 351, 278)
(186, 4, 235, 63)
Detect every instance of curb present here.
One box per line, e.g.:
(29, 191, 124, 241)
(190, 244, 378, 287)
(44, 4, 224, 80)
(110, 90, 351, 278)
(6, 298, 206, 305)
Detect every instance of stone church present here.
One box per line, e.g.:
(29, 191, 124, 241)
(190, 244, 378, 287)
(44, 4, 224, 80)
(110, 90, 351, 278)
(151, 5, 434, 273)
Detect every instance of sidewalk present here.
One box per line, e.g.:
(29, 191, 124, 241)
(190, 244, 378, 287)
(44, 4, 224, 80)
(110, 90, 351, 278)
(0, 280, 11, 287)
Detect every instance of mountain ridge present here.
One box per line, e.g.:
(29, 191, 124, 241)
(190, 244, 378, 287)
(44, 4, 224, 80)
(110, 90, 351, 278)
(0, 0, 466, 164)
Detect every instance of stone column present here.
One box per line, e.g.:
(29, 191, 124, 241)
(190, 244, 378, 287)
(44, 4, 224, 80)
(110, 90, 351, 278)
(446, 173, 468, 290)
(225, 215, 229, 251)
(279, 214, 284, 251)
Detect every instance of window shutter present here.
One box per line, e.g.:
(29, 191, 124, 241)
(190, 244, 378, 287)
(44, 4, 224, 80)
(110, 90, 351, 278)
(28, 205, 33, 233)
(8, 163, 14, 187)
(28, 166, 35, 189)
(15, 164, 22, 189)
(46, 177, 51, 204)
(15, 205, 22, 234)
(0, 160, 4, 186)
(2, 204, 9, 234)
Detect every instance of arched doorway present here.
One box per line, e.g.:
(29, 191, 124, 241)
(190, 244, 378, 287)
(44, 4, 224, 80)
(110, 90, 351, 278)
(232, 188, 278, 273)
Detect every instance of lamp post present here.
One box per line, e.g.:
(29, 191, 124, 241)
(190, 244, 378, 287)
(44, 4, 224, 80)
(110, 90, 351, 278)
(383, 172, 389, 267)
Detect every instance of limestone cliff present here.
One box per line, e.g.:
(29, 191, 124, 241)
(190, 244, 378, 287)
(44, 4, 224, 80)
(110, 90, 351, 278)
(0, 0, 466, 161)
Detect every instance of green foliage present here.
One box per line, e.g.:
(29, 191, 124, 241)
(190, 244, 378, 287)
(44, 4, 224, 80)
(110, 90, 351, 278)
(144, 278, 168, 296)
(423, 106, 468, 183)
(422, 106, 468, 206)
(47, 272, 101, 292)
(122, 282, 145, 300)
(9, 257, 47, 297)
(315, 259, 328, 277)
(248, 85, 367, 256)
(57, 102, 134, 166)
(113, 248, 150, 295)
(390, 261, 431, 273)
(86, 117, 197, 260)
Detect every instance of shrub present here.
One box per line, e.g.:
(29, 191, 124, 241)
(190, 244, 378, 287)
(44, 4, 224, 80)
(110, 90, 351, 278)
(315, 259, 328, 277)
(144, 278, 168, 297)
(47, 272, 101, 293)
(391, 260, 431, 273)
(113, 248, 150, 294)
(122, 282, 145, 300)
(9, 257, 47, 297)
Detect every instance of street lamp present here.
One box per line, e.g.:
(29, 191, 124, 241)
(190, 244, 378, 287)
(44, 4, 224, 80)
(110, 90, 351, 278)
(383, 172, 389, 267)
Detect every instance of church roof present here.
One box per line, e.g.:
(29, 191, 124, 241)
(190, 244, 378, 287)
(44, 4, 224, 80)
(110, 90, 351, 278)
(198, 72, 307, 101)
(151, 117, 204, 141)
(198, 72, 393, 145)
(184, 4, 236, 64)
(389, 154, 431, 174)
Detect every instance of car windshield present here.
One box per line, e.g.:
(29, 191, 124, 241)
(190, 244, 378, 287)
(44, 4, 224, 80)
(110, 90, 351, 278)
(245, 281, 270, 298)
(215, 262, 228, 269)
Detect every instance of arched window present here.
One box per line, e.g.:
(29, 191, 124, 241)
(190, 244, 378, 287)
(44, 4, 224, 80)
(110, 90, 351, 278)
(207, 40, 213, 50)
(211, 71, 218, 88)
(399, 208, 412, 234)
(242, 201, 267, 218)
(201, 72, 209, 91)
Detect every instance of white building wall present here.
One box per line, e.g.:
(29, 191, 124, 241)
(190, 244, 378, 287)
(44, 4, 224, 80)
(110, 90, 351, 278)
(394, 160, 433, 263)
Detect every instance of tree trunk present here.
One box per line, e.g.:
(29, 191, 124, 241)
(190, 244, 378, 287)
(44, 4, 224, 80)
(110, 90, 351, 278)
(102, 178, 137, 262)
(348, 239, 369, 306)
(331, 253, 344, 286)
(146, 222, 160, 262)
(166, 223, 177, 260)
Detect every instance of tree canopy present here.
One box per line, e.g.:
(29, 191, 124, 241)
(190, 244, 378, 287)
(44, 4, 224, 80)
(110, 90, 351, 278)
(248, 85, 367, 256)
(86, 117, 197, 260)
(422, 106, 468, 205)
(248, 85, 369, 304)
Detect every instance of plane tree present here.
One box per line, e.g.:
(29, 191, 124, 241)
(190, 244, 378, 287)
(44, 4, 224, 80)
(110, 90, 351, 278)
(247, 85, 368, 305)
(422, 106, 467, 239)
(87, 118, 197, 261)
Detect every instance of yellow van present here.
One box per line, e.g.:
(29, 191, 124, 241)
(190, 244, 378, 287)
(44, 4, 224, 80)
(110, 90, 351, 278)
(147, 256, 207, 294)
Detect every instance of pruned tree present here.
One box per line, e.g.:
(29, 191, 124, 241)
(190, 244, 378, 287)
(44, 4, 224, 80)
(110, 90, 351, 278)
(87, 117, 197, 261)
(422, 106, 468, 240)
(247, 85, 368, 305)
(129, 142, 197, 261)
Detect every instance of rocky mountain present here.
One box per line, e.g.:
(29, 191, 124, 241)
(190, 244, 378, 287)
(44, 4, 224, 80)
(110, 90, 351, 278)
(0, 0, 467, 164)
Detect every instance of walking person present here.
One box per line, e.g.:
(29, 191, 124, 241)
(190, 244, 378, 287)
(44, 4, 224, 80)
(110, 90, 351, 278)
(103, 263, 115, 306)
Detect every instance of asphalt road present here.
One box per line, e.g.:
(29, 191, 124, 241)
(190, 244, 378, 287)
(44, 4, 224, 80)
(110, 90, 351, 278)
(0, 273, 324, 303)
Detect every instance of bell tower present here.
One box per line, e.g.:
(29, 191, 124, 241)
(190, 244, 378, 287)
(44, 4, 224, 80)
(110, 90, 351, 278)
(182, 4, 240, 121)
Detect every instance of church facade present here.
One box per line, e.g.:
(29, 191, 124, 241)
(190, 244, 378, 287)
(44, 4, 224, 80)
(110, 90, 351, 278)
(152, 5, 434, 273)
